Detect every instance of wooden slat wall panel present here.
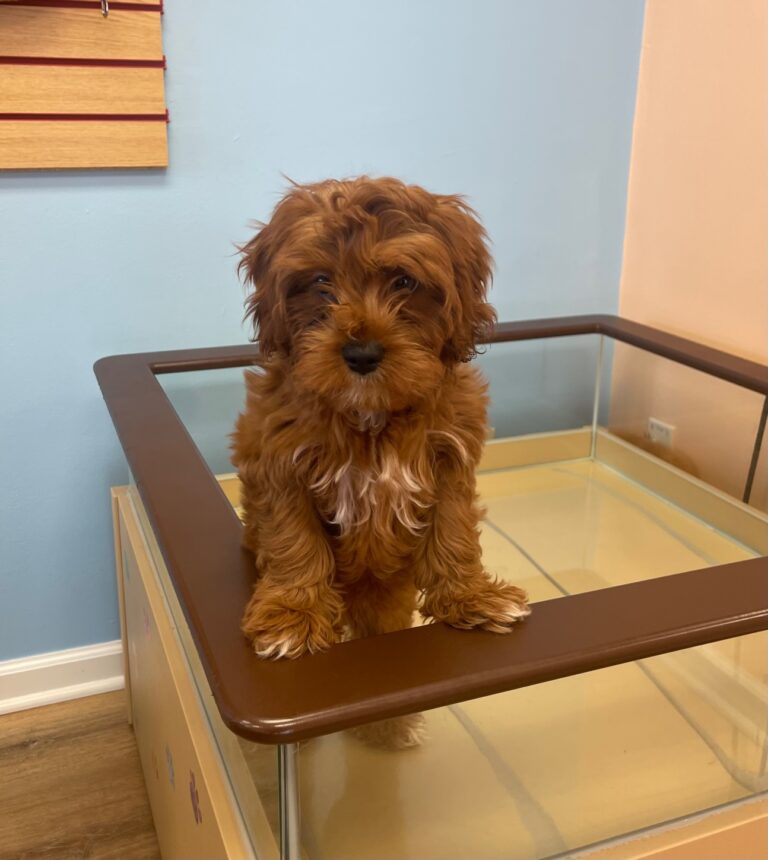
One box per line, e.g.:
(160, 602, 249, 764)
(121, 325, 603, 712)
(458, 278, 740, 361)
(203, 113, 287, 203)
(0, 120, 168, 168)
(0, 8, 162, 60)
(0, 66, 165, 113)
(0, 2, 167, 168)
(0, 1, 160, 6)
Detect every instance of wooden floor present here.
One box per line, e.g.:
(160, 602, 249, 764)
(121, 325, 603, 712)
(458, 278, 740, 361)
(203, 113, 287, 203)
(0, 691, 160, 860)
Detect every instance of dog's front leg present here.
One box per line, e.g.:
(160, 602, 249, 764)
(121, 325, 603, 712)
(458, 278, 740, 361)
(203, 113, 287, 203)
(416, 470, 530, 632)
(241, 484, 343, 659)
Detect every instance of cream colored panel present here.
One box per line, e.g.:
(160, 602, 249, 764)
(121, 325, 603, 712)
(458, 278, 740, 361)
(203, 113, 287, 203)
(121, 519, 231, 860)
(111, 488, 132, 723)
(581, 797, 768, 860)
(479, 428, 591, 472)
(217, 473, 242, 510)
(119, 498, 256, 860)
(123, 487, 279, 860)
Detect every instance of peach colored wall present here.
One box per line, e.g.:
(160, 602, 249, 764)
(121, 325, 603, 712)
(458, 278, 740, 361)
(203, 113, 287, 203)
(611, 0, 768, 510)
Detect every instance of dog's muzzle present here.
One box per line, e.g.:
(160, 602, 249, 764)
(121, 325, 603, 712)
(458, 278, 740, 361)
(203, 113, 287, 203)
(341, 340, 385, 376)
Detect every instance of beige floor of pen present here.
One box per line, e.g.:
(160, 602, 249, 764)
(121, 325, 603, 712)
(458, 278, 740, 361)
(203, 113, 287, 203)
(238, 457, 768, 860)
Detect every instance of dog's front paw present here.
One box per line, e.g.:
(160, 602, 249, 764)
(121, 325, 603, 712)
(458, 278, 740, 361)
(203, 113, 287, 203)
(350, 713, 427, 750)
(421, 579, 530, 633)
(242, 587, 342, 659)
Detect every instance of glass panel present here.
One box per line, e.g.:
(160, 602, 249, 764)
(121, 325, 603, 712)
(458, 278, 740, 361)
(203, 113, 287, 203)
(158, 366, 248, 475)
(209, 437, 761, 858)
(157, 336, 605, 477)
(151, 342, 767, 860)
(477, 338, 759, 594)
(477, 457, 756, 601)
(605, 341, 767, 506)
(250, 632, 766, 860)
(478, 335, 601, 439)
(747, 399, 768, 514)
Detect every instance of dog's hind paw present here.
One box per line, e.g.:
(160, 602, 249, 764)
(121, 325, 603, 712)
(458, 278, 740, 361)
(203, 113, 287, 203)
(350, 713, 427, 750)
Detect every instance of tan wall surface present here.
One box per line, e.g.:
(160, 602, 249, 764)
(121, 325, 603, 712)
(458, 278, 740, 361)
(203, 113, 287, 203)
(612, 0, 768, 510)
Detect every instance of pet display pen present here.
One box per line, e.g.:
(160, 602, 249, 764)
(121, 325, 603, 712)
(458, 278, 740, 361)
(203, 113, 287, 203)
(96, 315, 768, 860)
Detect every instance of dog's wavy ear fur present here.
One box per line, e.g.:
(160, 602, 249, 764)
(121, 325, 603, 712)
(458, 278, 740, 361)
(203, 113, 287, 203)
(429, 196, 496, 363)
(238, 221, 289, 357)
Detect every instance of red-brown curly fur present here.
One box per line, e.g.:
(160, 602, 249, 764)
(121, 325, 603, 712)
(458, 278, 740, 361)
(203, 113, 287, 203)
(232, 178, 530, 720)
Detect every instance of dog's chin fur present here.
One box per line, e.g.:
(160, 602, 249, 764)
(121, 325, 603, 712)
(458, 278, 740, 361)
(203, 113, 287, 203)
(232, 177, 530, 749)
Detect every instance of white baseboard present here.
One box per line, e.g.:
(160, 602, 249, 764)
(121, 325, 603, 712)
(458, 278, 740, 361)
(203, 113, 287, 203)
(0, 640, 124, 716)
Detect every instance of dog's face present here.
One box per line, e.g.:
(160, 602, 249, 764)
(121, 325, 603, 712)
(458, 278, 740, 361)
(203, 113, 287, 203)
(239, 177, 495, 414)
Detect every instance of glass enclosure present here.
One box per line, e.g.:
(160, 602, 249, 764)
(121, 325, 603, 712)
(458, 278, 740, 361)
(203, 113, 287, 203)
(287, 634, 767, 860)
(150, 333, 768, 860)
(479, 335, 603, 438)
(607, 341, 768, 510)
(157, 336, 607, 474)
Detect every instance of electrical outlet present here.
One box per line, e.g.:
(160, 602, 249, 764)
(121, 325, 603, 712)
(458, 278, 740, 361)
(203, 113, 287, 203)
(647, 417, 675, 448)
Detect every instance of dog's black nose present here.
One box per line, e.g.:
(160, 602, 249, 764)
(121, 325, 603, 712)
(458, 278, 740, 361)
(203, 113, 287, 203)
(341, 340, 385, 375)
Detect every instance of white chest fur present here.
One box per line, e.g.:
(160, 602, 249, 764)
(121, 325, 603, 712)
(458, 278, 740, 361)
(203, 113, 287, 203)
(309, 451, 431, 534)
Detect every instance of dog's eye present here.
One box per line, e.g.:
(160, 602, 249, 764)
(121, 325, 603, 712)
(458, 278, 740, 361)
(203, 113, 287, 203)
(310, 274, 338, 303)
(392, 274, 417, 291)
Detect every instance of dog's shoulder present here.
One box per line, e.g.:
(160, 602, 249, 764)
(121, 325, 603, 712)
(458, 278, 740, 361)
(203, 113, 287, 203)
(444, 363, 488, 429)
(232, 362, 300, 470)
(424, 364, 489, 470)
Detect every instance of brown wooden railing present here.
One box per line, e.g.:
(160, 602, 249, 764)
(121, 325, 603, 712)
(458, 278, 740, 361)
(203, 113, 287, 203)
(95, 315, 768, 743)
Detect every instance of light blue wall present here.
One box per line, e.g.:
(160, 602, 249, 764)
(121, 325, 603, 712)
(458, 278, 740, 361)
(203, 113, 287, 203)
(0, 0, 644, 661)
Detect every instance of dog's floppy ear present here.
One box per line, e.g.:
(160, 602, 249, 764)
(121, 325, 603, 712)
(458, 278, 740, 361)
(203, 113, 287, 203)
(238, 222, 290, 357)
(429, 196, 496, 362)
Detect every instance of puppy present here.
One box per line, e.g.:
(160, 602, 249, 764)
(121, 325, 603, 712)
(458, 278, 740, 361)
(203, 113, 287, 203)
(232, 178, 530, 741)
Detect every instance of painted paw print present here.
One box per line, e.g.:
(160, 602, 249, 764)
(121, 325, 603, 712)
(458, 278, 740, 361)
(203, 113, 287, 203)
(189, 770, 202, 824)
(165, 744, 175, 788)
